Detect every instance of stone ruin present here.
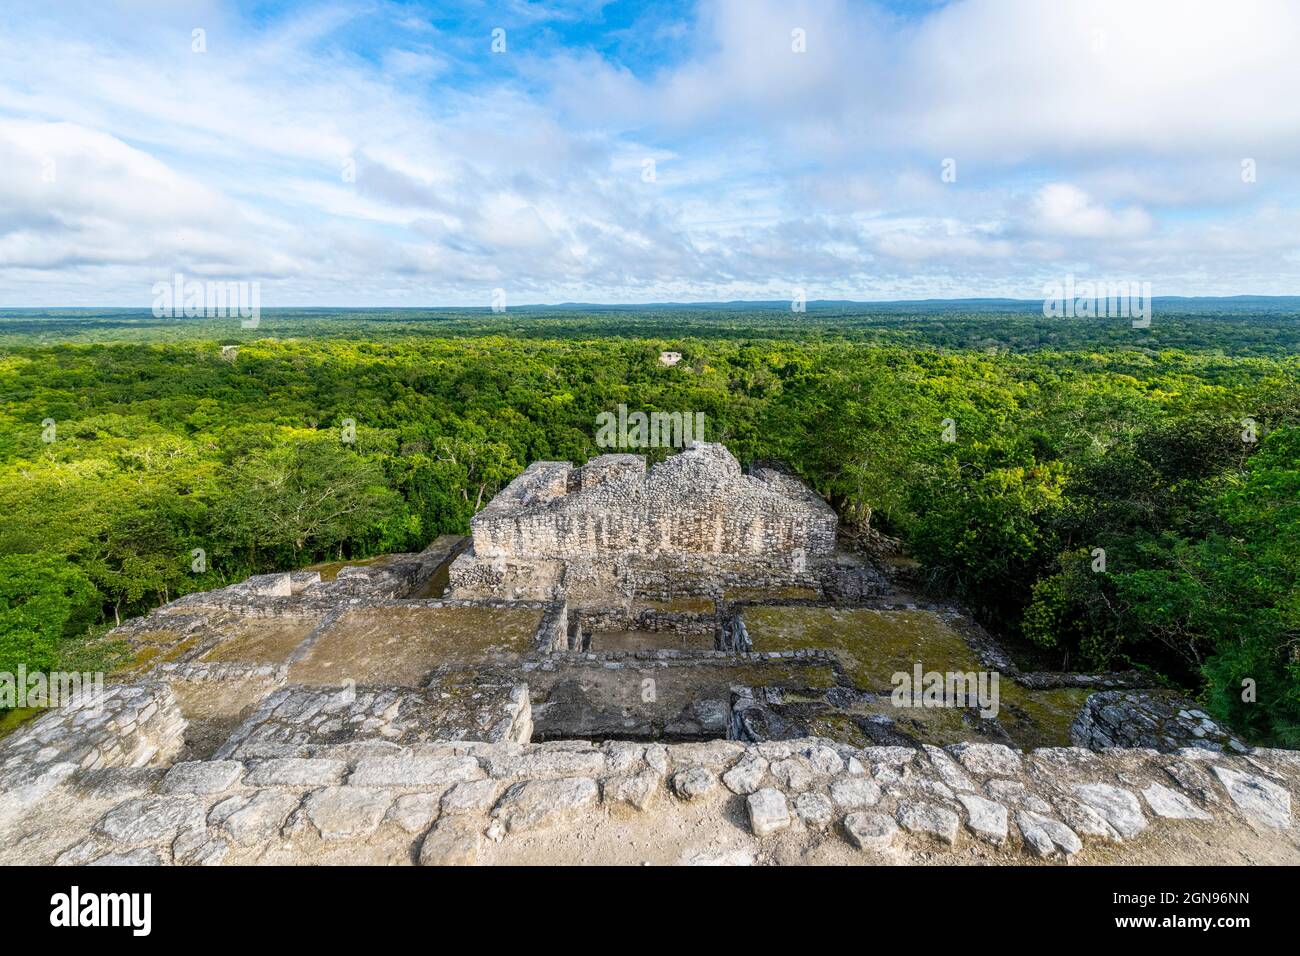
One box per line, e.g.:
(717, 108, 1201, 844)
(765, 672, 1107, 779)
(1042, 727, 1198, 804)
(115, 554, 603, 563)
(0, 442, 1296, 866)
(466, 443, 838, 560)
(449, 443, 877, 619)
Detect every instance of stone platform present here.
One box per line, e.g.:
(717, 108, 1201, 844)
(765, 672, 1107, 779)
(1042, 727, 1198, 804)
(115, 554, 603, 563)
(1, 735, 1295, 866)
(0, 446, 1292, 865)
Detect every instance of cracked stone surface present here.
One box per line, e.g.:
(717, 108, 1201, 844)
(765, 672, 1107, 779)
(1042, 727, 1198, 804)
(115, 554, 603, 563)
(794, 791, 834, 828)
(1164, 760, 1219, 802)
(245, 758, 347, 788)
(159, 761, 244, 795)
(418, 821, 481, 866)
(94, 796, 205, 845)
(1073, 690, 1247, 753)
(829, 776, 882, 809)
(769, 757, 815, 792)
(1017, 811, 1082, 858)
(491, 777, 599, 833)
(303, 787, 391, 841)
(350, 754, 483, 788)
(88, 849, 163, 866)
(721, 755, 768, 795)
(1072, 783, 1148, 839)
(4, 735, 1299, 866)
(386, 793, 440, 834)
(957, 793, 1009, 844)
(172, 826, 229, 865)
(440, 779, 501, 815)
(1055, 798, 1118, 839)
(602, 770, 661, 811)
(843, 811, 900, 851)
(209, 791, 301, 846)
(987, 778, 1054, 815)
(1212, 766, 1292, 828)
(949, 743, 1022, 778)
(1141, 783, 1211, 820)
(672, 767, 717, 801)
(924, 746, 977, 793)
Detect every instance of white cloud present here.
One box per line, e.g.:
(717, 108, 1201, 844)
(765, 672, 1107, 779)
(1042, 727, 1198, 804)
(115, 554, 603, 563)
(570, 0, 1300, 161)
(0, 0, 1298, 305)
(1029, 183, 1153, 240)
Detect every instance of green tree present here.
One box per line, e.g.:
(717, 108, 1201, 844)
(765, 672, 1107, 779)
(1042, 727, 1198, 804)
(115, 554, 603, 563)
(1022, 548, 1125, 669)
(0, 554, 98, 678)
(910, 462, 1067, 628)
(216, 433, 406, 563)
(1198, 427, 1300, 745)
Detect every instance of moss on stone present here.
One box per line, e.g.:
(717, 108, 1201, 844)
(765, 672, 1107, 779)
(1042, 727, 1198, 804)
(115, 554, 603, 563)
(724, 585, 821, 602)
(729, 662, 839, 691)
(742, 606, 982, 690)
(131, 628, 188, 646)
(288, 605, 544, 686)
(0, 707, 41, 742)
(200, 618, 321, 664)
(741, 605, 1090, 749)
(303, 555, 394, 582)
(997, 684, 1092, 750)
(123, 634, 202, 674)
(587, 629, 715, 652)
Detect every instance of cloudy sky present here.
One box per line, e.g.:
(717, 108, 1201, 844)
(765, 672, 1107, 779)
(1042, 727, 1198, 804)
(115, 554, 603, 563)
(2, 0, 1299, 306)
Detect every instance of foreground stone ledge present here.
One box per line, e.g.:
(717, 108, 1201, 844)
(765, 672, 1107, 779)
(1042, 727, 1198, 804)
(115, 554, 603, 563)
(0, 682, 187, 829)
(3, 736, 1294, 866)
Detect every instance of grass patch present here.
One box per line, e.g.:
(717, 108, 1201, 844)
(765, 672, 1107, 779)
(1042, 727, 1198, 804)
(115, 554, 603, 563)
(0, 707, 42, 741)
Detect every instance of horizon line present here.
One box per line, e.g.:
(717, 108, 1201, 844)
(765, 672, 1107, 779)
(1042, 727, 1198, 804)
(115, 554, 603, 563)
(4, 293, 1300, 312)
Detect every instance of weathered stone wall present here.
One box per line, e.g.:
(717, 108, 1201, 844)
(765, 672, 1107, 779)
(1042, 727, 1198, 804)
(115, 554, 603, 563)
(447, 548, 886, 606)
(9, 490, 1291, 867)
(0, 682, 186, 821)
(168, 542, 454, 612)
(1072, 690, 1248, 753)
(446, 554, 566, 602)
(7, 736, 1296, 866)
(214, 680, 533, 761)
(470, 444, 837, 560)
(578, 454, 644, 491)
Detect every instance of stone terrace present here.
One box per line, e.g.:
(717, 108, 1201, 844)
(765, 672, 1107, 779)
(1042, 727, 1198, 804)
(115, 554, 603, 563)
(1, 729, 1296, 866)
(0, 445, 1295, 865)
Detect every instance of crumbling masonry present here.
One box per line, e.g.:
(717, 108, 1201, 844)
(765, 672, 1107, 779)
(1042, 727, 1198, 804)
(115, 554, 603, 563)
(0, 442, 1295, 866)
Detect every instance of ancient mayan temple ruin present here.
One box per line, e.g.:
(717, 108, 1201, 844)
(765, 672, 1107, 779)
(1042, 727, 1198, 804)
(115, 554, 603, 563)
(466, 443, 838, 559)
(1, 442, 1295, 866)
(448, 443, 873, 614)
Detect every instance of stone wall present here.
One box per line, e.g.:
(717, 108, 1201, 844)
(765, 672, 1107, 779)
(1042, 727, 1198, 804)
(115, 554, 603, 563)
(8, 736, 1296, 866)
(469, 444, 838, 560)
(1072, 690, 1248, 753)
(214, 680, 533, 761)
(7, 468, 1290, 866)
(0, 682, 186, 821)
(448, 541, 885, 606)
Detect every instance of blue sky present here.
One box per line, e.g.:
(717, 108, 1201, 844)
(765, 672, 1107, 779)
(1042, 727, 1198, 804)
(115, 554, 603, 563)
(1, 0, 1299, 306)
